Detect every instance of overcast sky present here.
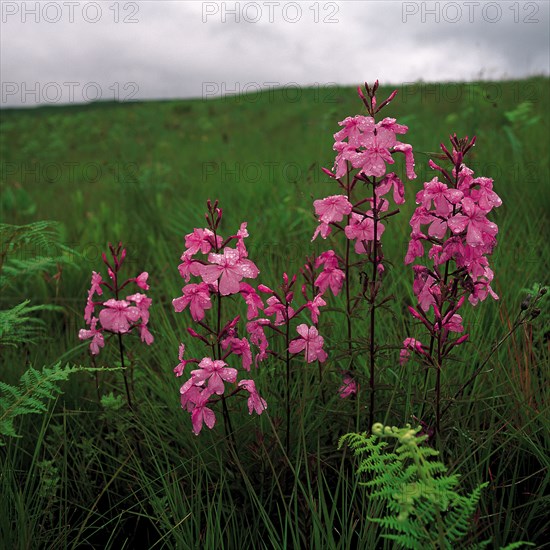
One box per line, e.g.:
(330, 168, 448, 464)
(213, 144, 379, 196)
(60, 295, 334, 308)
(1, 0, 548, 107)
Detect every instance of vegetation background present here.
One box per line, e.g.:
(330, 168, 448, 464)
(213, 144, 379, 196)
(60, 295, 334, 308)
(1, 78, 548, 548)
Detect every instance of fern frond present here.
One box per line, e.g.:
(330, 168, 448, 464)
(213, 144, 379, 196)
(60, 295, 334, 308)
(0, 362, 79, 444)
(0, 300, 64, 348)
(340, 422, 489, 548)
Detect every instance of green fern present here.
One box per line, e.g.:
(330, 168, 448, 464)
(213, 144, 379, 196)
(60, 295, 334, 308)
(0, 362, 78, 444)
(0, 221, 79, 349)
(339, 423, 489, 549)
(0, 300, 64, 348)
(0, 221, 79, 290)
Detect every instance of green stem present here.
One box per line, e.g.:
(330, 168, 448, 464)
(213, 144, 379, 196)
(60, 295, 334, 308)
(118, 333, 133, 412)
(368, 180, 378, 431)
(285, 304, 291, 457)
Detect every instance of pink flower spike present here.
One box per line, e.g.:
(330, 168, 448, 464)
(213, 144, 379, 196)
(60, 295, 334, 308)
(238, 379, 267, 415)
(288, 324, 327, 363)
(134, 272, 150, 290)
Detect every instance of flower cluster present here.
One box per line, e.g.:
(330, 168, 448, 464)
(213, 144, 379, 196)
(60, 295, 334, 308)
(79, 242, 153, 355)
(402, 135, 501, 363)
(258, 269, 329, 365)
(173, 201, 267, 435)
(312, 81, 417, 399)
(313, 82, 416, 247)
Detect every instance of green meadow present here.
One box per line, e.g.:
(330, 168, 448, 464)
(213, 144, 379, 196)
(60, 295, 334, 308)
(0, 78, 548, 548)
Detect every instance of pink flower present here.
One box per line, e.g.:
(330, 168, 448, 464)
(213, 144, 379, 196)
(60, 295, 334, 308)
(200, 248, 259, 296)
(305, 294, 326, 324)
(264, 296, 294, 326)
(239, 283, 264, 319)
(173, 282, 212, 321)
(238, 379, 267, 415)
(84, 271, 104, 323)
(99, 299, 140, 333)
(393, 142, 417, 180)
(469, 177, 502, 212)
(409, 206, 434, 238)
(234, 222, 250, 257)
(190, 357, 237, 395)
(334, 115, 374, 147)
(126, 293, 152, 325)
(222, 337, 253, 371)
(289, 324, 327, 363)
(314, 250, 340, 271)
(405, 235, 425, 265)
(190, 389, 216, 435)
(89, 271, 104, 296)
(134, 272, 150, 290)
(338, 374, 357, 399)
(345, 212, 386, 253)
(174, 343, 191, 377)
(312, 222, 332, 241)
(417, 177, 463, 217)
(313, 195, 353, 224)
(469, 279, 499, 305)
(377, 172, 405, 205)
(400, 338, 426, 365)
(413, 266, 439, 312)
(347, 125, 396, 177)
(184, 228, 221, 256)
(447, 197, 498, 248)
(332, 140, 355, 179)
(246, 319, 271, 363)
(177, 254, 203, 282)
(78, 317, 104, 355)
(314, 266, 345, 296)
(138, 324, 154, 345)
(180, 378, 202, 412)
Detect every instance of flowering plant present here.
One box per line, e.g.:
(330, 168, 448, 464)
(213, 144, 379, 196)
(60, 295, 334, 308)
(313, 81, 417, 426)
(402, 134, 502, 433)
(79, 242, 153, 409)
(173, 200, 267, 436)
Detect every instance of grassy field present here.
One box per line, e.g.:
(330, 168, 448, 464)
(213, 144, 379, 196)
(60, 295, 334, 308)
(1, 78, 548, 548)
